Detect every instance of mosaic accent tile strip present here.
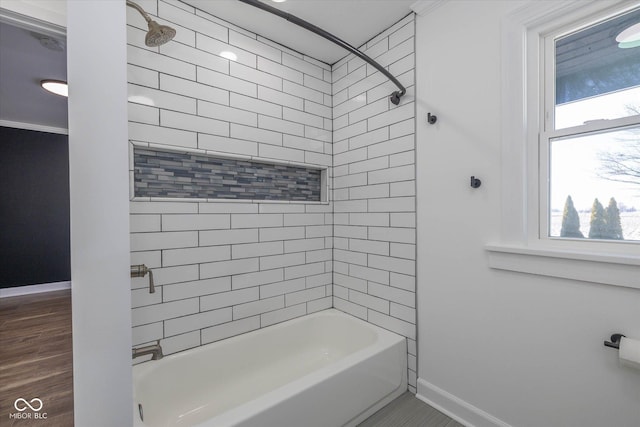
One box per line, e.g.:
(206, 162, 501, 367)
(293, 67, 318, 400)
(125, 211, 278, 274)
(134, 147, 321, 201)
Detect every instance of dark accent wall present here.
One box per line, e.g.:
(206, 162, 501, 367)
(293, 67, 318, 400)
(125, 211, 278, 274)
(0, 126, 70, 288)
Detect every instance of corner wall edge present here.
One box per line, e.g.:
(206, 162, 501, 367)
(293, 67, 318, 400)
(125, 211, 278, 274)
(410, 0, 447, 16)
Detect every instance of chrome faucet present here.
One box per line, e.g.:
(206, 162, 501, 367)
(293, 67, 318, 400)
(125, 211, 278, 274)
(132, 340, 163, 360)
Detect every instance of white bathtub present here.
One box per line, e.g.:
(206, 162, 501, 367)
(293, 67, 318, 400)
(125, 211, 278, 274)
(133, 309, 407, 427)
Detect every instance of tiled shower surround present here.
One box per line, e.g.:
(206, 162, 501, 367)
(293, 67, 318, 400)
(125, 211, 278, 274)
(128, 0, 417, 392)
(331, 14, 417, 391)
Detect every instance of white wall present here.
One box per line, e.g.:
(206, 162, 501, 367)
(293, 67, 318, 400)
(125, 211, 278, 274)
(331, 14, 417, 392)
(415, 2, 640, 426)
(0, 1, 132, 424)
(128, 0, 333, 358)
(67, 1, 132, 425)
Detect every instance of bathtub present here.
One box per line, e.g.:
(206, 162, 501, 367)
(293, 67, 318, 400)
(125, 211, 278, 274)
(133, 309, 407, 427)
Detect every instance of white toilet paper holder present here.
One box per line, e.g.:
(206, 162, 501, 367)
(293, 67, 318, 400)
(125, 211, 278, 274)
(604, 333, 625, 350)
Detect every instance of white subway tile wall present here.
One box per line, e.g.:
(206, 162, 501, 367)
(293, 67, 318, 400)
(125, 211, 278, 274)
(331, 14, 417, 393)
(128, 0, 416, 393)
(129, 0, 332, 362)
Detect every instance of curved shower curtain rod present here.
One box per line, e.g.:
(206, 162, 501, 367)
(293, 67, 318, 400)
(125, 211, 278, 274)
(237, 0, 407, 105)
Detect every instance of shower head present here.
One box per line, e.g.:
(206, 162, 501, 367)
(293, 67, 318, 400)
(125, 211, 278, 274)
(145, 21, 176, 47)
(126, 0, 176, 47)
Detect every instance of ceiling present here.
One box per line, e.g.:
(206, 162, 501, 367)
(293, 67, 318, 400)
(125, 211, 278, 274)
(182, 0, 417, 64)
(0, 20, 67, 130)
(555, 7, 640, 104)
(0, 0, 416, 131)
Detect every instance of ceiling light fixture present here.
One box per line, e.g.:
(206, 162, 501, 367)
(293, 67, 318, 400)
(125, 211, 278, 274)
(271, 0, 287, 3)
(40, 79, 68, 97)
(616, 21, 640, 48)
(220, 51, 238, 61)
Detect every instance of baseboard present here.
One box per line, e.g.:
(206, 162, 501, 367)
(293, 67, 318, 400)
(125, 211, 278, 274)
(416, 378, 512, 427)
(0, 281, 71, 298)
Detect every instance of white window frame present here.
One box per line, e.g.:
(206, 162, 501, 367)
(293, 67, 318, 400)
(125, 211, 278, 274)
(486, 0, 640, 290)
(540, 7, 640, 246)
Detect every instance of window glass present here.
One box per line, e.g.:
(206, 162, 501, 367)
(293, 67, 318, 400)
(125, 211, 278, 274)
(554, 8, 640, 129)
(549, 125, 640, 241)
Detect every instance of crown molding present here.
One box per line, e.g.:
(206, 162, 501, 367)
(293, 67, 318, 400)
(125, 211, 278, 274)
(0, 2, 66, 35)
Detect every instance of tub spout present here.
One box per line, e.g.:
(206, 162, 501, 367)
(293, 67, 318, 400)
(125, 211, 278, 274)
(133, 340, 163, 360)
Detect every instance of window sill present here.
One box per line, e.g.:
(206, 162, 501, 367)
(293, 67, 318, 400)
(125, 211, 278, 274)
(485, 244, 640, 290)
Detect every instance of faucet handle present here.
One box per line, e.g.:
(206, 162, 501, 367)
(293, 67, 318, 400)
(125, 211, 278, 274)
(131, 264, 155, 294)
(148, 269, 154, 294)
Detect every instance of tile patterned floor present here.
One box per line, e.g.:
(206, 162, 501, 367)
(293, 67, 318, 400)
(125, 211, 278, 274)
(358, 391, 465, 427)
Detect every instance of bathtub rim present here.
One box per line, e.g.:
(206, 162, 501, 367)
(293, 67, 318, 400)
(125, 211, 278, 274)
(133, 308, 401, 375)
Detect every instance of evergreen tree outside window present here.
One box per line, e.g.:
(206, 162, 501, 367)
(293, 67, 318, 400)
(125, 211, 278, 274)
(560, 195, 583, 238)
(588, 198, 607, 239)
(604, 197, 624, 240)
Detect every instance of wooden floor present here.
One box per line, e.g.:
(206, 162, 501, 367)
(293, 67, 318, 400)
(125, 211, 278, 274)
(358, 392, 465, 427)
(0, 290, 74, 426)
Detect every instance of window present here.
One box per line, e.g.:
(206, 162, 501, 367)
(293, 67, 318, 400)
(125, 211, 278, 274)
(542, 6, 640, 243)
(487, 1, 640, 289)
